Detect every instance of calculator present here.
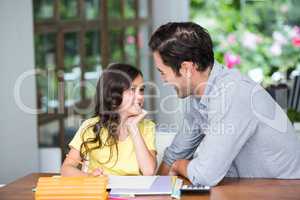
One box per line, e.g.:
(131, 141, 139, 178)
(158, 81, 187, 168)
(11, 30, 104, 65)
(180, 184, 211, 194)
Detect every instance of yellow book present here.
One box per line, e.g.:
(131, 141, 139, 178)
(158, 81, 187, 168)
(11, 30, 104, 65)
(35, 176, 108, 200)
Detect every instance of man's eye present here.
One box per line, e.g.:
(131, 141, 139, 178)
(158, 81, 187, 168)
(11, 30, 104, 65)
(139, 87, 145, 93)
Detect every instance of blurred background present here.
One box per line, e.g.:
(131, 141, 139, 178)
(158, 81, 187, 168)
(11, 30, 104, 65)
(0, 0, 300, 184)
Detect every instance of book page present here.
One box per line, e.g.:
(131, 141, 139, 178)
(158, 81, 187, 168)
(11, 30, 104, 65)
(108, 176, 157, 189)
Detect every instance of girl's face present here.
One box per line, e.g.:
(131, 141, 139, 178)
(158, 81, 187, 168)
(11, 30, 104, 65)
(118, 75, 145, 117)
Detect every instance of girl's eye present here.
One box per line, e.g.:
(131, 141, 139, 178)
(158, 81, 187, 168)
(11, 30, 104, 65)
(129, 86, 145, 94)
(130, 87, 136, 92)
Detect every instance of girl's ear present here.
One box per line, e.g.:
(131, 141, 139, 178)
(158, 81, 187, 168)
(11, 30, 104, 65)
(179, 61, 193, 78)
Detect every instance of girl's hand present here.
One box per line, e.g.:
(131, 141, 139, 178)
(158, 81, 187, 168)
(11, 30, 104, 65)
(126, 109, 147, 136)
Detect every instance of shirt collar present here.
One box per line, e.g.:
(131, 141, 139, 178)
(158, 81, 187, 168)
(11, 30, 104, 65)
(198, 61, 224, 107)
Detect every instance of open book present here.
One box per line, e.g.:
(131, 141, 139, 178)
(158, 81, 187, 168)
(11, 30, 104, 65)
(108, 176, 173, 195)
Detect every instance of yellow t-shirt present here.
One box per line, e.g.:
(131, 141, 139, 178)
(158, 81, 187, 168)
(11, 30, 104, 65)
(69, 116, 156, 176)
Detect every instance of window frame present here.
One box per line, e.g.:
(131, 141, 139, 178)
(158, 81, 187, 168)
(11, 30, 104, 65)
(33, 0, 153, 157)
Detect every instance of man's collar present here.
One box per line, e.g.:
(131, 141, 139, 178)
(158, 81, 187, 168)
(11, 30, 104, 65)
(198, 61, 224, 107)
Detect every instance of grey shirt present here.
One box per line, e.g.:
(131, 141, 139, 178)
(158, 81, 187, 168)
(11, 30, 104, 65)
(163, 62, 300, 186)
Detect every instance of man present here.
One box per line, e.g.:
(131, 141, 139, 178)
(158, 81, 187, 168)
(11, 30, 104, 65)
(149, 22, 300, 186)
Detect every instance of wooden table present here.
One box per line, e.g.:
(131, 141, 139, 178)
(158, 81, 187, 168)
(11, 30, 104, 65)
(1, 173, 300, 200)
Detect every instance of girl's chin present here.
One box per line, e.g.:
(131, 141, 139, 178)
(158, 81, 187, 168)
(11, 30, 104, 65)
(127, 107, 142, 116)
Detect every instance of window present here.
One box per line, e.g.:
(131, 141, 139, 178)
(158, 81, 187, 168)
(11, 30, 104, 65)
(33, 0, 152, 156)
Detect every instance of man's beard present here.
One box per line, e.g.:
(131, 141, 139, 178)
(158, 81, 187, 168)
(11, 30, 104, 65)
(174, 86, 189, 99)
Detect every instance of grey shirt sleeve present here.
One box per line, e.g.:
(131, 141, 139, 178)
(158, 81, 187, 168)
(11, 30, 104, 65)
(187, 79, 258, 186)
(163, 101, 205, 166)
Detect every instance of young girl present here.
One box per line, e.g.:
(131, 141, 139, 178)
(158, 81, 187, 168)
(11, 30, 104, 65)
(61, 63, 157, 176)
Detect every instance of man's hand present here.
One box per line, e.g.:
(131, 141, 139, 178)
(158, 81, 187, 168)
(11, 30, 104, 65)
(169, 159, 190, 178)
(157, 162, 171, 175)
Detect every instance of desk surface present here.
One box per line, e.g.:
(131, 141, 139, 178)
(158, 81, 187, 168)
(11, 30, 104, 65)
(1, 173, 300, 200)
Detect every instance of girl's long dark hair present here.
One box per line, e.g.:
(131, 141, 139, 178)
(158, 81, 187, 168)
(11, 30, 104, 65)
(79, 63, 142, 167)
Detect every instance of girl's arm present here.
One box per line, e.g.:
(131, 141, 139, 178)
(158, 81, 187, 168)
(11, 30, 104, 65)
(126, 111, 157, 175)
(130, 128, 157, 175)
(61, 148, 88, 176)
(61, 148, 103, 176)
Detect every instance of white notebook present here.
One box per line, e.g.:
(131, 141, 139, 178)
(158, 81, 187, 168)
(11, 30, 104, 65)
(108, 176, 173, 195)
(108, 176, 156, 189)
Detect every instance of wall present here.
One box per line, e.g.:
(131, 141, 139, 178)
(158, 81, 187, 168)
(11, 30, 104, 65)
(151, 0, 190, 132)
(0, 0, 39, 184)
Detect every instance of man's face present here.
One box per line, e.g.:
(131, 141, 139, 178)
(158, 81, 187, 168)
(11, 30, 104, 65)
(153, 52, 191, 98)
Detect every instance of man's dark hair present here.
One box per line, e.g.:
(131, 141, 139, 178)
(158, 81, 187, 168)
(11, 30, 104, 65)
(148, 22, 214, 75)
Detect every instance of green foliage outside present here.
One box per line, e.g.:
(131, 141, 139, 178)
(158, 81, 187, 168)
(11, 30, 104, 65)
(287, 108, 300, 122)
(190, 0, 300, 86)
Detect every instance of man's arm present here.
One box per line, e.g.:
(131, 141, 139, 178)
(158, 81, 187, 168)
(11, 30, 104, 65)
(157, 161, 171, 175)
(184, 80, 257, 186)
(159, 117, 204, 174)
(158, 99, 205, 175)
(169, 159, 189, 177)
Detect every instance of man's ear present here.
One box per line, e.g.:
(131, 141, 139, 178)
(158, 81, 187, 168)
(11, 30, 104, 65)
(179, 61, 193, 78)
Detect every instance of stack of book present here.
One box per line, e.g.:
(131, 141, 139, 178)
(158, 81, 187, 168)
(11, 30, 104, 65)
(35, 176, 108, 200)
